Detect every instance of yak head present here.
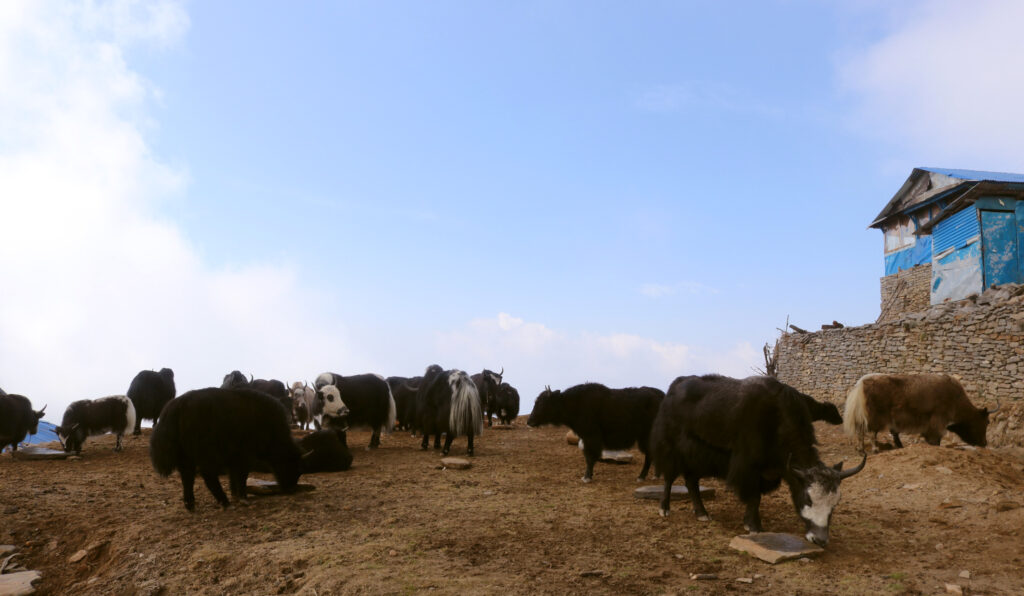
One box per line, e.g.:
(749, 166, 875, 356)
(317, 385, 350, 430)
(947, 403, 999, 447)
(787, 454, 866, 547)
(221, 370, 249, 389)
(526, 386, 562, 427)
(28, 404, 46, 436)
(482, 367, 504, 391)
(55, 422, 86, 454)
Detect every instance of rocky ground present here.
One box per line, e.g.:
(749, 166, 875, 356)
(1, 419, 1023, 595)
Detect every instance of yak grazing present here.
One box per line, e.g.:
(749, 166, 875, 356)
(844, 373, 997, 451)
(651, 374, 865, 547)
(150, 387, 302, 511)
(527, 383, 664, 482)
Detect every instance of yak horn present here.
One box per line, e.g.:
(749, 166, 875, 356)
(839, 453, 867, 480)
(39, 404, 47, 414)
(987, 402, 1001, 415)
(248, 373, 254, 384)
(499, 367, 504, 377)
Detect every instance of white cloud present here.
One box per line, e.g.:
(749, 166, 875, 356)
(840, 0, 1024, 168)
(0, 1, 352, 420)
(435, 313, 761, 413)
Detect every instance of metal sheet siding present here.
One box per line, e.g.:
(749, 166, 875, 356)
(1018, 202, 1024, 281)
(933, 207, 980, 255)
(981, 210, 1021, 286)
(884, 236, 932, 275)
(931, 242, 982, 304)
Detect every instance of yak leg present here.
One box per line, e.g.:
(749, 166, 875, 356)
(200, 469, 230, 509)
(686, 474, 712, 521)
(921, 429, 942, 446)
(114, 433, 124, 452)
(741, 495, 764, 533)
(441, 434, 454, 456)
(420, 434, 429, 450)
(368, 428, 381, 449)
(433, 433, 441, 449)
(466, 433, 474, 457)
(891, 430, 905, 448)
(637, 452, 652, 482)
(180, 467, 197, 512)
(133, 415, 143, 436)
(227, 464, 249, 502)
(581, 441, 601, 483)
(658, 466, 678, 517)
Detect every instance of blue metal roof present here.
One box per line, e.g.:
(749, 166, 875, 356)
(921, 167, 1024, 183)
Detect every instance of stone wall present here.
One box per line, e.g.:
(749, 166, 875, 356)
(777, 284, 1024, 447)
(878, 264, 932, 323)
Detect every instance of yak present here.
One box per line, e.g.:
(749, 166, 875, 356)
(150, 387, 303, 511)
(315, 372, 396, 449)
(470, 368, 503, 427)
(493, 382, 520, 426)
(126, 368, 176, 435)
(298, 427, 353, 473)
(221, 370, 293, 422)
(290, 382, 321, 431)
(405, 365, 445, 435)
(416, 369, 483, 456)
(386, 375, 420, 432)
(844, 373, 998, 451)
(56, 395, 136, 453)
(527, 383, 664, 482)
(651, 374, 865, 547)
(0, 394, 46, 453)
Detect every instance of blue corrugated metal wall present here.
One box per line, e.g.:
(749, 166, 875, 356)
(884, 236, 932, 275)
(933, 207, 980, 254)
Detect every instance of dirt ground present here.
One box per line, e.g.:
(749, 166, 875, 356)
(1, 419, 1023, 595)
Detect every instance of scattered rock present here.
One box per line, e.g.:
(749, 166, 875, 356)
(959, 570, 971, 579)
(599, 450, 633, 464)
(566, 430, 580, 445)
(0, 570, 41, 596)
(729, 533, 824, 565)
(689, 573, 718, 580)
(579, 570, 606, 578)
(68, 550, 89, 563)
(938, 500, 964, 509)
(137, 579, 165, 596)
(440, 457, 471, 470)
(388, 549, 398, 557)
(945, 583, 963, 595)
(634, 485, 716, 501)
(245, 478, 315, 496)
(995, 500, 1021, 512)
(736, 577, 753, 584)
(934, 466, 953, 475)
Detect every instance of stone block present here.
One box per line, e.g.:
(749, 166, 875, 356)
(566, 430, 580, 445)
(0, 570, 40, 596)
(599, 450, 633, 464)
(440, 457, 471, 470)
(244, 478, 315, 496)
(634, 484, 715, 501)
(728, 533, 824, 564)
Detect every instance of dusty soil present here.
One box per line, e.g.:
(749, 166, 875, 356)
(1, 420, 1023, 595)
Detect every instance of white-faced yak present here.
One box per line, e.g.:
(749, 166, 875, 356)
(527, 383, 664, 482)
(56, 395, 136, 454)
(150, 387, 302, 511)
(416, 369, 483, 456)
(651, 374, 865, 547)
(843, 373, 997, 451)
(315, 372, 396, 449)
(126, 368, 176, 435)
(0, 394, 46, 453)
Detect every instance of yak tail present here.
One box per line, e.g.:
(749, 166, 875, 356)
(449, 371, 483, 438)
(148, 402, 178, 477)
(384, 379, 397, 434)
(843, 376, 870, 441)
(122, 397, 137, 437)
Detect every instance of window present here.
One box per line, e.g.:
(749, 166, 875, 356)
(883, 215, 916, 254)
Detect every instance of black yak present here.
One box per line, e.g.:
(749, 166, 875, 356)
(470, 368, 503, 427)
(150, 387, 302, 511)
(126, 368, 176, 435)
(56, 395, 136, 453)
(844, 373, 997, 451)
(0, 394, 46, 453)
(651, 374, 865, 547)
(417, 369, 483, 456)
(527, 383, 664, 482)
(298, 427, 353, 473)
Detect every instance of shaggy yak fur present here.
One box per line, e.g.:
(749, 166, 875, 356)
(315, 372, 396, 449)
(126, 368, 176, 435)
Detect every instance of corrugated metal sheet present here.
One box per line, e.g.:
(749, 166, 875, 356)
(933, 207, 979, 255)
(922, 167, 1024, 184)
(981, 210, 1021, 286)
(931, 242, 982, 304)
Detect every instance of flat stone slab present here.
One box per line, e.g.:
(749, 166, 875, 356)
(566, 430, 580, 445)
(599, 450, 633, 464)
(10, 447, 68, 461)
(490, 424, 514, 430)
(441, 457, 471, 470)
(634, 485, 716, 501)
(729, 533, 824, 564)
(244, 478, 315, 496)
(0, 570, 41, 596)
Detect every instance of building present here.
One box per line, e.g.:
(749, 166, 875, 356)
(872, 167, 1024, 320)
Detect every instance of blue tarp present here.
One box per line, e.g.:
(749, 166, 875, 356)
(19, 420, 60, 447)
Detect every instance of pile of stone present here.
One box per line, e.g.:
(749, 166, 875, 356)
(0, 544, 40, 595)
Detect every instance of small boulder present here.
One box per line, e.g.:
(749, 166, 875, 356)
(0, 570, 41, 596)
(441, 457, 471, 470)
(566, 430, 580, 445)
(68, 550, 89, 564)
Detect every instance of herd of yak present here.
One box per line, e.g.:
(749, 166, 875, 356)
(0, 365, 1000, 548)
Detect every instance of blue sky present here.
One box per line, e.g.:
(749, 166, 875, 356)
(3, 0, 1024, 421)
